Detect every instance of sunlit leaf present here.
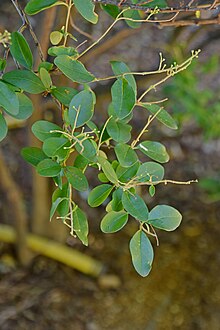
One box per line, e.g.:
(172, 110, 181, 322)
(138, 141, 170, 163)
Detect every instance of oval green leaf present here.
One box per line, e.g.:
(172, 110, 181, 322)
(136, 161, 164, 184)
(122, 191, 148, 221)
(52, 182, 70, 218)
(129, 230, 154, 277)
(110, 61, 137, 95)
(97, 156, 118, 185)
(115, 143, 138, 168)
(148, 205, 182, 231)
(74, 0, 98, 24)
(54, 55, 95, 83)
(0, 81, 19, 115)
(51, 86, 78, 106)
(116, 162, 139, 183)
(32, 120, 62, 142)
(138, 141, 170, 163)
(101, 211, 128, 233)
(42, 137, 69, 160)
(10, 32, 33, 69)
(25, 0, 60, 15)
(88, 184, 113, 207)
(37, 159, 61, 177)
(111, 188, 123, 211)
(73, 207, 89, 246)
(3, 70, 46, 94)
(21, 147, 47, 167)
(69, 89, 95, 128)
(48, 46, 78, 57)
(141, 103, 178, 130)
(13, 93, 34, 120)
(111, 78, 136, 119)
(107, 118, 131, 143)
(64, 166, 88, 192)
(0, 113, 8, 142)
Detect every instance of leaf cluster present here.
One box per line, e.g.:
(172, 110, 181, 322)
(0, 0, 197, 276)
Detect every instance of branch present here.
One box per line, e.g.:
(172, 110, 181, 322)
(93, 0, 220, 12)
(0, 224, 103, 277)
(11, 0, 45, 62)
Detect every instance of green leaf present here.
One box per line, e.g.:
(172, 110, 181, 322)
(149, 185, 155, 197)
(101, 211, 128, 233)
(148, 205, 182, 231)
(0, 81, 19, 115)
(111, 78, 136, 119)
(40, 67, 52, 89)
(138, 141, 170, 163)
(25, 0, 60, 15)
(50, 197, 67, 221)
(123, 9, 142, 29)
(0, 113, 8, 142)
(110, 61, 137, 96)
(97, 156, 118, 185)
(42, 137, 70, 161)
(136, 161, 164, 184)
(107, 118, 131, 143)
(74, 154, 89, 171)
(100, 4, 120, 18)
(52, 182, 69, 217)
(129, 230, 154, 277)
(122, 191, 148, 221)
(0, 58, 6, 71)
(10, 32, 33, 69)
(21, 147, 47, 167)
(37, 159, 61, 177)
(74, 0, 98, 24)
(75, 138, 97, 162)
(64, 166, 88, 192)
(69, 89, 95, 127)
(38, 61, 53, 72)
(115, 143, 138, 167)
(98, 172, 109, 183)
(72, 207, 89, 246)
(116, 162, 139, 183)
(51, 86, 78, 106)
(3, 70, 46, 94)
(32, 120, 62, 142)
(88, 184, 113, 207)
(54, 55, 95, 83)
(50, 31, 63, 45)
(111, 188, 123, 211)
(48, 46, 78, 57)
(12, 93, 34, 120)
(141, 103, 178, 130)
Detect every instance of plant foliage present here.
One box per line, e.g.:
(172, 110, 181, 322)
(0, 0, 199, 276)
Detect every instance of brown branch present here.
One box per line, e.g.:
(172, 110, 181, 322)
(11, 0, 45, 62)
(93, 0, 220, 12)
(159, 16, 220, 26)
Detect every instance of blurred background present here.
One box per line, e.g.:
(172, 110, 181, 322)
(0, 1, 220, 329)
